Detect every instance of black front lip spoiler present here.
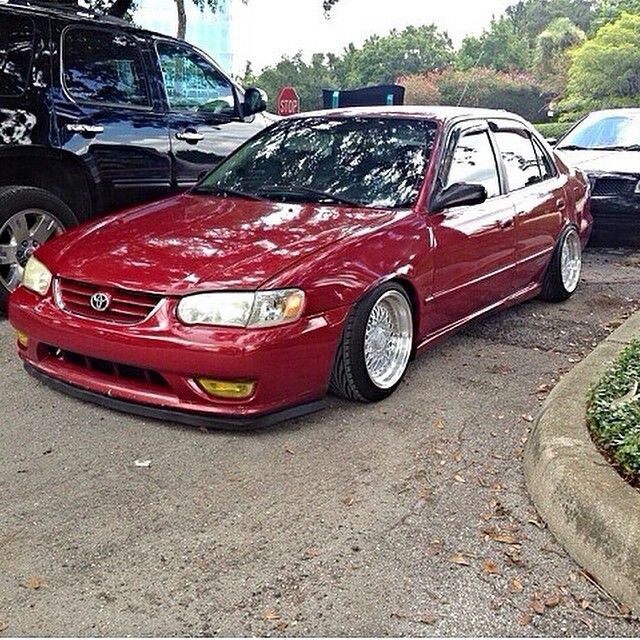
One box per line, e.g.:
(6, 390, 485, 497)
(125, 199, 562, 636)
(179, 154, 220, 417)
(25, 364, 327, 431)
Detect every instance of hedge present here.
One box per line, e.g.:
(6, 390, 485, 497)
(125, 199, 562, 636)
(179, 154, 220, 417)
(534, 122, 574, 140)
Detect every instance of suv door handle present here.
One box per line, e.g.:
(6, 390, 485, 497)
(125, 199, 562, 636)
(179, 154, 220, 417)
(67, 123, 104, 136)
(556, 198, 566, 210)
(176, 130, 204, 143)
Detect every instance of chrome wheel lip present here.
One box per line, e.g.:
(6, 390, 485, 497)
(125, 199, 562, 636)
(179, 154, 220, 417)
(0, 209, 64, 292)
(364, 290, 413, 390)
(560, 229, 582, 293)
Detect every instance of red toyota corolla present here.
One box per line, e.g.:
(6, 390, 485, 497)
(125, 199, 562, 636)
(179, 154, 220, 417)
(9, 107, 592, 429)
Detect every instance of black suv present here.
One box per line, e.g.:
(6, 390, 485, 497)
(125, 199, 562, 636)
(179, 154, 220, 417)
(0, 0, 272, 307)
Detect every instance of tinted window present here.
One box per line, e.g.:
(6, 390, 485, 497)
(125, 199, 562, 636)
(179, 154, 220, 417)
(63, 28, 151, 107)
(446, 131, 500, 198)
(0, 15, 34, 96)
(532, 138, 555, 181)
(199, 117, 438, 208)
(157, 43, 236, 115)
(495, 130, 541, 191)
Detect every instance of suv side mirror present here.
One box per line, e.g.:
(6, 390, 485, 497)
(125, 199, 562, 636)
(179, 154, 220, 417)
(432, 182, 488, 212)
(243, 87, 267, 117)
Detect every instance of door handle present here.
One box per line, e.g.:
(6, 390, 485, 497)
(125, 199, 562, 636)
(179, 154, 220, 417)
(176, 130, 204, 143)
(499, 218, 514, 229)
(67, 123, 104, 136)
(556, 198, 566, 210)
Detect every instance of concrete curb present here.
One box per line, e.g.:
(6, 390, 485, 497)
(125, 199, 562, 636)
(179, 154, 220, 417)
(524, 311, 640, 611)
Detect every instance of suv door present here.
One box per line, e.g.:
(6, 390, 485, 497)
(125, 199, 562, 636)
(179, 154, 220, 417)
(491, 122, 567, 287)
(53, 23, 172, 212)
(427, 122, 517, 333)
(155, 40, 259, 189)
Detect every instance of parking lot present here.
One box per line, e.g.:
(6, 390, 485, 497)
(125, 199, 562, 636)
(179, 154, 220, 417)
(1, 248, 639, 636)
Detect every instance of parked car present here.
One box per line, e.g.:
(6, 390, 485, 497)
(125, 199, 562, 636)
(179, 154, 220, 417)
(0, 0, 272, 309)
(9, 106, 592, 429)
(555, 108, 640, 247)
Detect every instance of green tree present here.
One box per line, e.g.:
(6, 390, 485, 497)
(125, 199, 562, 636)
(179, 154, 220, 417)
(593, 0, 640, 29)
(333, 25, 454, 87)
(533, 17, 586, 95)
(457, 17, 531, 72)
(560, 12, 640, 117)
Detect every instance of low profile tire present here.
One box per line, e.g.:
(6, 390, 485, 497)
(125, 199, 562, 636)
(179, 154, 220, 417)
(540, 225, 582, 303)
(330, 282, 414, 402)
(0, 186, 78, 311)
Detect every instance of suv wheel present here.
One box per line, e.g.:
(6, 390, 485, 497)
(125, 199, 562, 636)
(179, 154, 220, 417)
(0, 186, 78, 310)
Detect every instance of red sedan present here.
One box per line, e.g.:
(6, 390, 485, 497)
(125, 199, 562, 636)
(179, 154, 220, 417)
(9, 107, 592, 429)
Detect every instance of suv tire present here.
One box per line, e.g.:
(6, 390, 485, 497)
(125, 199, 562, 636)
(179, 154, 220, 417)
(0, 186, 78, 311)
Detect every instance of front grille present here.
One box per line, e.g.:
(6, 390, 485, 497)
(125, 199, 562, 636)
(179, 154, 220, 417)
(45, 345, 169, 390)
(592, 176, 638, 197)
(56, 278, 162, 324)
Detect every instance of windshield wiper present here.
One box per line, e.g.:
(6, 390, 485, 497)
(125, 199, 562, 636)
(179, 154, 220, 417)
(259, 185, 365, 207)
(592, 144, 640, 151)
(191, 186, 268, 202)
(556, 144, 590, 150)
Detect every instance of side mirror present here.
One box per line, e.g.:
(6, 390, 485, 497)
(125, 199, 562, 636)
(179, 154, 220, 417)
(243, 87, 267, 117)
(432, 182, 488, 212)
(545, 137, 557, 146)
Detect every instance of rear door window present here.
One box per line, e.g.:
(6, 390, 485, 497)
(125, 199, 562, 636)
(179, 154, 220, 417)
(63, 28, 151, 107)
(0, 14, 34, 96)
(495, 130, 542, 191)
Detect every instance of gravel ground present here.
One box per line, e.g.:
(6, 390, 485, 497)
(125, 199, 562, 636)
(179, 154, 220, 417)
(1, 248, 639, 637)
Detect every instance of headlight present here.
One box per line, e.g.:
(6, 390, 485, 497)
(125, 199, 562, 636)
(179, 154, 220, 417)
(22, 257, 52, 296)
(177, 289, 305, 328)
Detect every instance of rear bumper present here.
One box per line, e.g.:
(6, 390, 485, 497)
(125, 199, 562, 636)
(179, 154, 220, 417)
(9, 286, 349, 427)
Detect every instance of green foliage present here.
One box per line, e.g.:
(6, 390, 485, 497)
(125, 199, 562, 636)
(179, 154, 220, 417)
(588, 340, 640, 479)
(333, 25, 454, 87)
(593, 0, 640, 31)
(402, 68, 547, 122)
(559, 12, 640, 118)
(534, 121, 574, 139)
(457, 18, 531, 72)
(533, 17, 586, 95)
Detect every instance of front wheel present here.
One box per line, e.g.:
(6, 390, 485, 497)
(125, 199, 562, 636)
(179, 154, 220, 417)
(540, 225, 582, 302)
(0, 186, 78, 311)
(330, 283, 414, 402)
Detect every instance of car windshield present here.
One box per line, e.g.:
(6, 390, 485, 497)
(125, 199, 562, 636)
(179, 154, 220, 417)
(196, 116, 439, 208)
(558, 111, 640, 150)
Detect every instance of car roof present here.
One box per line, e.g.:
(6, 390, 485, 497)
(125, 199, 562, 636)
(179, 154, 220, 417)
(2, 0, 172, 41)
(293, 105, 529, 125)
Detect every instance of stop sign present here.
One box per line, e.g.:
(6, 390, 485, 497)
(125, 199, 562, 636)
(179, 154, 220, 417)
(277, 86, 300, 116)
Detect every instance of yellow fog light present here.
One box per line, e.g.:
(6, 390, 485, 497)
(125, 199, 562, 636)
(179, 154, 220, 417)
(196, 378, 256, 399)
(16, 331, 29, 348)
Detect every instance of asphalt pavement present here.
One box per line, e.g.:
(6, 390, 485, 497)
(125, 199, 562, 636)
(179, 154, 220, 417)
(1, 248, 640, 636)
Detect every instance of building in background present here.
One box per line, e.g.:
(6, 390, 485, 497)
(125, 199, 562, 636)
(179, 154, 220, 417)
(134, 0, 233, 74)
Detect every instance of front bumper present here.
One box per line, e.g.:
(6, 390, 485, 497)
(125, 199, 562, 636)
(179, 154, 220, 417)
(590, 195, 640, 246)
(9, 286, 349, 429)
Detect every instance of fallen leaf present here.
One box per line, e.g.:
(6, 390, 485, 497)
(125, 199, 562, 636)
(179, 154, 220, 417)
(531, 599, 545, 615)
(483, 527, 520, 545)
(302, 547, 320, 559)
(518, 611, 533, 626)
(263, 609, 280, 621)
(343, 495, 355, 507)
(433, 417, 444, 429)
(427, 540, 444, 556)
(453, 474, 465, 484)
(450, 552, 471, 566)
(544, 594, 561, 608)
(537, 383, 552, 394)
(25, 576, 45, 590)
(275, 620, 289, 632)
(418, 613, 437, 625)
(483, 559, 499, 574)
(512, 578, 524, 593)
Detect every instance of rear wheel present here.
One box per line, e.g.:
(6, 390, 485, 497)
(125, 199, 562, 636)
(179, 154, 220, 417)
(330, 282, 413, 402)
(540, 225, 582, 302)
(0, 186, 78, 311)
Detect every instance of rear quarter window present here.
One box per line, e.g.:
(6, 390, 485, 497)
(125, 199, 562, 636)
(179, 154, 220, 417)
(0, 13, 35, 96)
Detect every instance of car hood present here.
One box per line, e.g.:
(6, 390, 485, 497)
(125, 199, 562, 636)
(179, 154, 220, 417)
(42, 194, 397, 295)
(556, 148, 640, 176)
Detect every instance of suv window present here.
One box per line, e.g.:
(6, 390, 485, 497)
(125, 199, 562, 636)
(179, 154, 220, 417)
(157, 42, 236, 116)
(0, 14, 34, 96)
(63, 28, 151, 107)
(495, 130, 542, 191)
(446, 131, 500, 198)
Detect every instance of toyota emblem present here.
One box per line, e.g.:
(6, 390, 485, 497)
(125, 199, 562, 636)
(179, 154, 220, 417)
(90, 292, 112, 312)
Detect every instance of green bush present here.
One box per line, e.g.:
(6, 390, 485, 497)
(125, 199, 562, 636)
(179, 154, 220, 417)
(534, 122, 574, 140)
(587, 340, 640, 479)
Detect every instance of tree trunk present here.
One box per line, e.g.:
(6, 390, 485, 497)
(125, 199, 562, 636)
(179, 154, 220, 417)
(175, 0, 187, 40)
(108, 0, 135, 17)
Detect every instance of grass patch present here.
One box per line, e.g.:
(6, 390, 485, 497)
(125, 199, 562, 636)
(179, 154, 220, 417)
(587, 340, 640, 479)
